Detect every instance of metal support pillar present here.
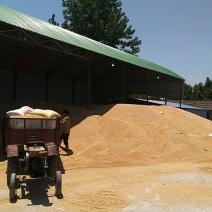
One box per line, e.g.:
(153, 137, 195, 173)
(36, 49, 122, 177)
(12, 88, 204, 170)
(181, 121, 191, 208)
(165, 75, 168, 105)
(179, 80, 182, 108)
(122, 63, 125, 103)
(87, 59, 91, 110)
(46, 76, 49, 102)
(147, 70, 150, 103)
(93, 83, 95, 104)
(72, 79, 75, 104)
(14, 70, 17, 101)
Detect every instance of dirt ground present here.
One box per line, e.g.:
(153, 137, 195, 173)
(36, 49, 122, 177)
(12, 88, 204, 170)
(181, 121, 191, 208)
(1, 101, 212, 211)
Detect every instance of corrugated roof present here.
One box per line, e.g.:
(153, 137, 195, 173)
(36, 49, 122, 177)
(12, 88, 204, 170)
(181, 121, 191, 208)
(0, 4, 184, 80)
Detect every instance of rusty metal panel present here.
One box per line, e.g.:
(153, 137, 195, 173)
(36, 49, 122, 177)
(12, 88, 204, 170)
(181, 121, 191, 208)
(46, 144, 58, 156)
(7, 145, 18, 157)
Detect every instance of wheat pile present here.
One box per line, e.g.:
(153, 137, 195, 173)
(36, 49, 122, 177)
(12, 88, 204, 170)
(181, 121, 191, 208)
(0, 101, 212, 211)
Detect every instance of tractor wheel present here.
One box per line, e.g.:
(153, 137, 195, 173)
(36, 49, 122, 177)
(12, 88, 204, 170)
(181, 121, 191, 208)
(48, 155, 58, 178)
(55, 171, 62, 196)
(7, 157, 17, 186)
(9, 173, 16, 200)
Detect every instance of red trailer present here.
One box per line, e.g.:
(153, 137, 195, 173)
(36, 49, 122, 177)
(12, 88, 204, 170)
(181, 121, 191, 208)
(5, 114, 62, 200)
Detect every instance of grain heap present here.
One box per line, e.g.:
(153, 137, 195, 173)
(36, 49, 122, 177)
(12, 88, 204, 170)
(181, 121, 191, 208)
(1, 101, 212, 211)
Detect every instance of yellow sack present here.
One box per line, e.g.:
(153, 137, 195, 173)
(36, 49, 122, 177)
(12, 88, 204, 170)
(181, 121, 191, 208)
(29, 109, 61, 118)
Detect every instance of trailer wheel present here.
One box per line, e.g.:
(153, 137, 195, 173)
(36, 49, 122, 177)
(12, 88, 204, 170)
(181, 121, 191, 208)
(55, 171, 62, 196)
(10, 173, 16, 200)
(7, 157, 17, 186)
(48, 155, 58, 178)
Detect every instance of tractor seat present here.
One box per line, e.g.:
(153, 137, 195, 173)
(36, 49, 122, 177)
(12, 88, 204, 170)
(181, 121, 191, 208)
(28, 145, 45, 152)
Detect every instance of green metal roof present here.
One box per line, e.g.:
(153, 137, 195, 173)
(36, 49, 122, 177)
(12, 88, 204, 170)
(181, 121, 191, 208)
(0, 4, 184, 80)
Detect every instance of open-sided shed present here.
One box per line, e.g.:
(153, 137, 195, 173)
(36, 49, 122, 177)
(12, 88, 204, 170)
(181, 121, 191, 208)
(0, 4, 184, 108)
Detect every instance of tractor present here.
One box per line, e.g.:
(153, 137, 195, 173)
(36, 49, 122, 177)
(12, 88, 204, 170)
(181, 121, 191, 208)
(5, 112, 62, 200)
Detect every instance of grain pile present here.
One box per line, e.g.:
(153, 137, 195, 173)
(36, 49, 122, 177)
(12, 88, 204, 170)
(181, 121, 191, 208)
(0, 101, 212, 211)
(68, 104, 212, 168)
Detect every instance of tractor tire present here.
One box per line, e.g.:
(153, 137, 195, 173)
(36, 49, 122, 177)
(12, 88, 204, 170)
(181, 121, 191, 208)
(7, 157, 17, 186)
(55, 170, 62, 196)
(9, 173, 16, 200)
(48, 155, 58, 178)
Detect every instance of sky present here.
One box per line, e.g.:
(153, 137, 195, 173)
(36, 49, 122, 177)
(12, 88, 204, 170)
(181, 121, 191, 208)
(0, 0, 211, 85)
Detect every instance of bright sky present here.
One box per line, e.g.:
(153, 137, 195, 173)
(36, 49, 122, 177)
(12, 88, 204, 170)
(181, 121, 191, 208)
(0, 0, 211, 85)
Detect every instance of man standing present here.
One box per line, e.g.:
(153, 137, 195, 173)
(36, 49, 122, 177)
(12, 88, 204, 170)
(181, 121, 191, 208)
(59, 109, 70, 150)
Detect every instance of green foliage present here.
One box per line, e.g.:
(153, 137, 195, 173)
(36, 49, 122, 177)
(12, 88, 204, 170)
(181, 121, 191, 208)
(184, 83, 193, 100)
(61, 0, 141, 55)
(48, 14, 59, 26)
(184, 77, 212, 100)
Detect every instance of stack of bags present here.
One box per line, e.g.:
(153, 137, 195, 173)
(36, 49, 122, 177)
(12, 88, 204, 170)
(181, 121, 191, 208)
(6, 106, 61, 118)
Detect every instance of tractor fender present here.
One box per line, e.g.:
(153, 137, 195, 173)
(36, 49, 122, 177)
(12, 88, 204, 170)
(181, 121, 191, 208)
(46, 143, 58, 156)
(7, 145, 18, 157)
